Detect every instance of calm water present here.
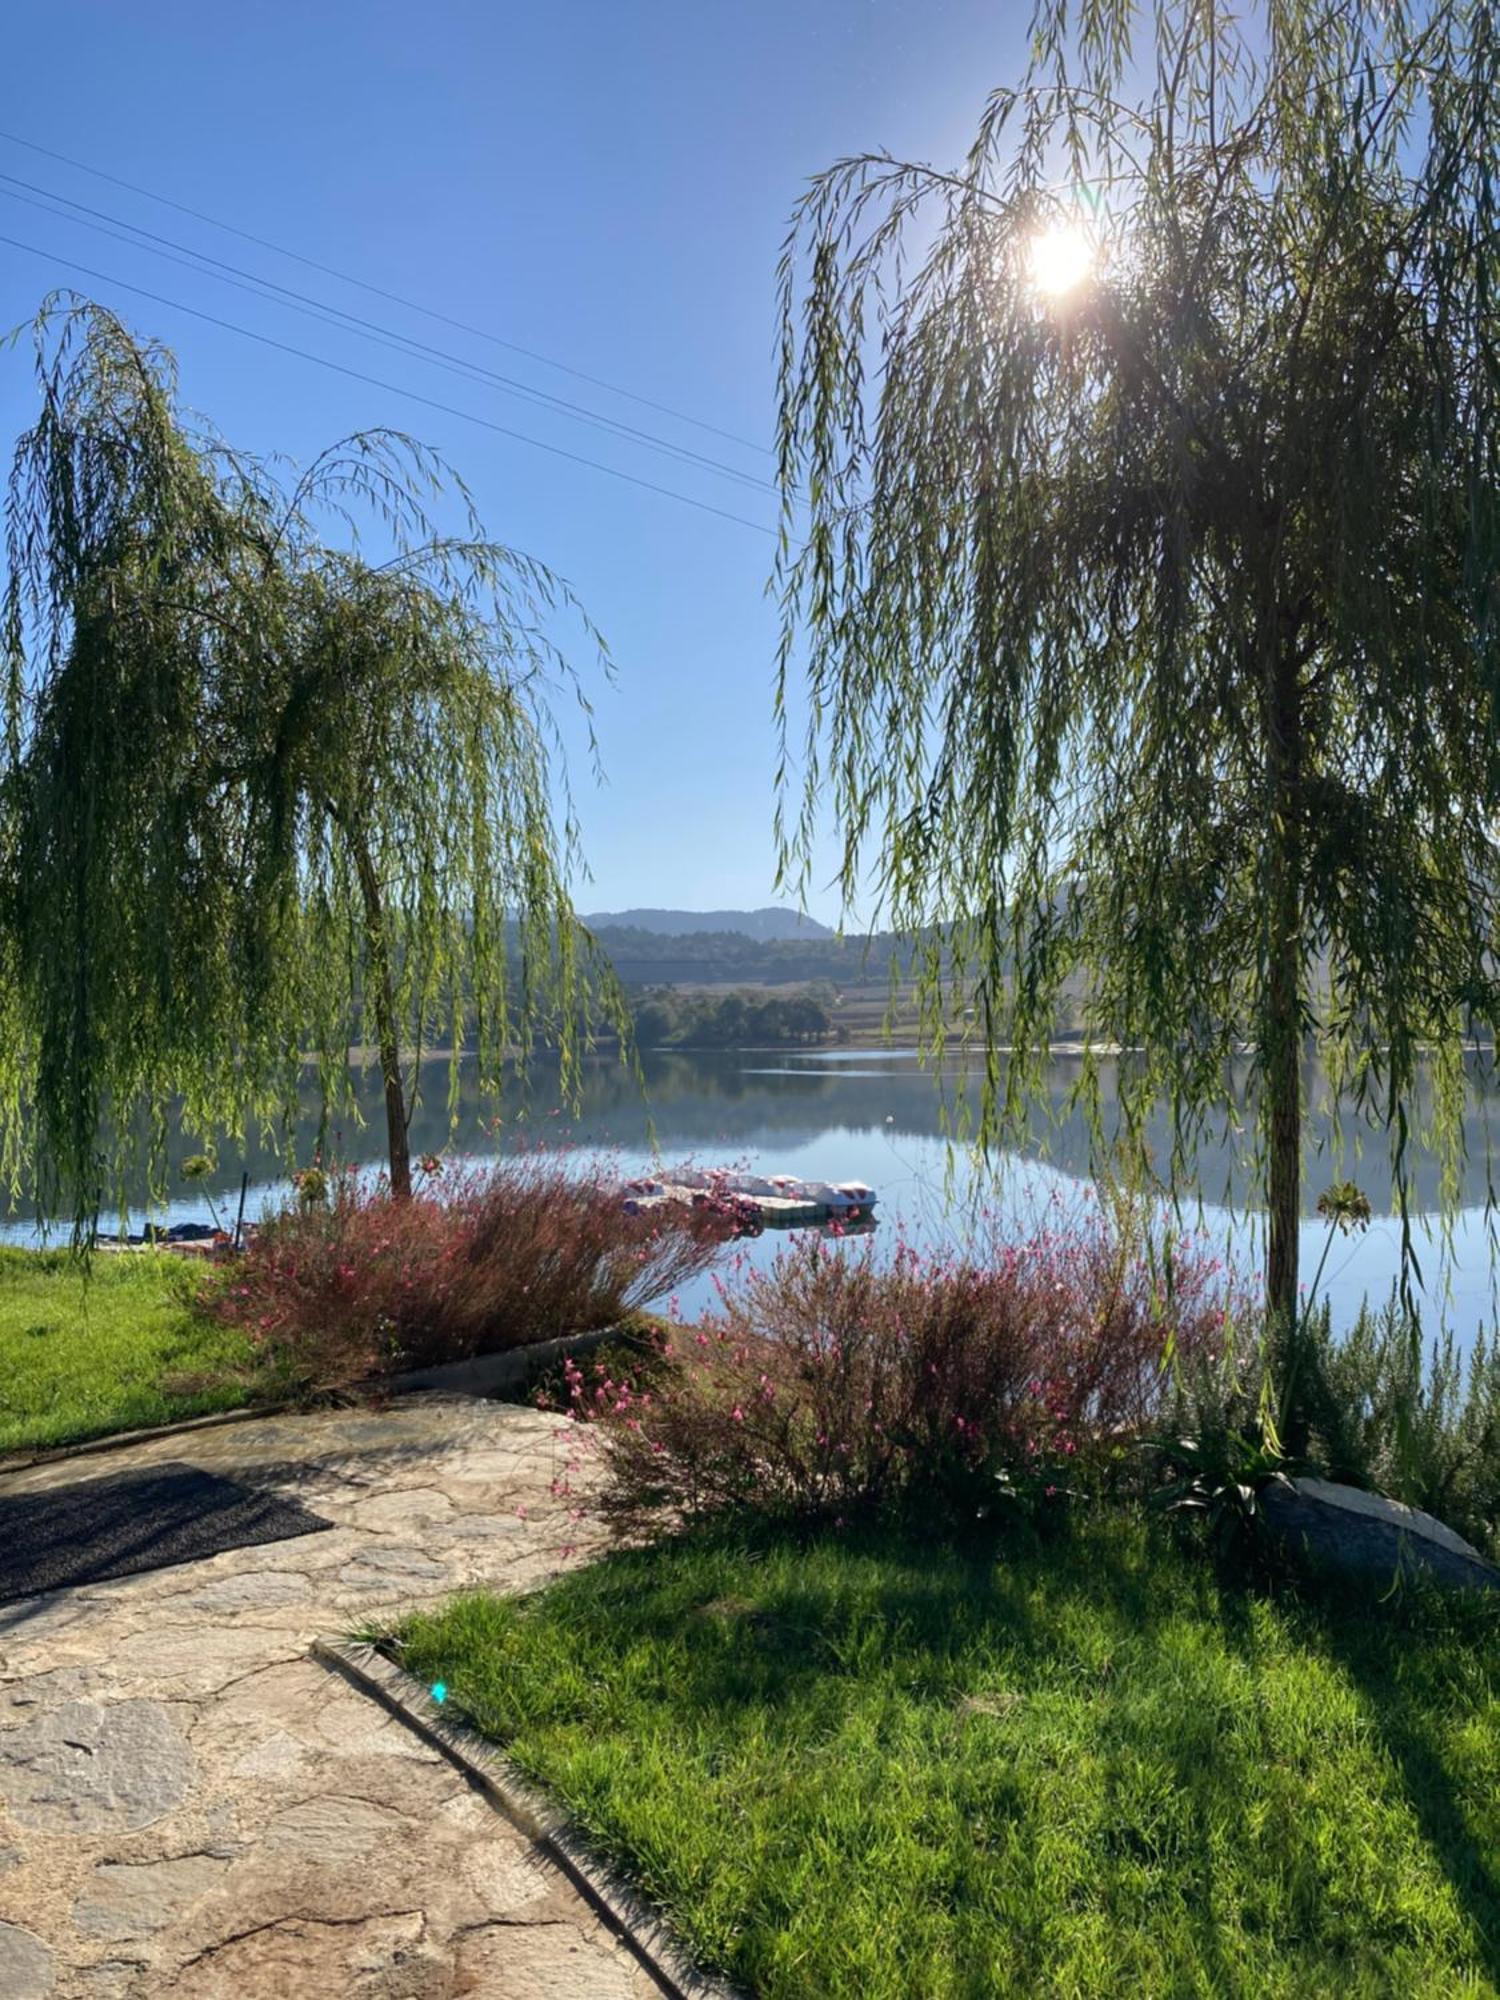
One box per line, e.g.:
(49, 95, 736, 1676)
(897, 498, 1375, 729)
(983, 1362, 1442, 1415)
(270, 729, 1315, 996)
(6, 1046, 1499, 1345)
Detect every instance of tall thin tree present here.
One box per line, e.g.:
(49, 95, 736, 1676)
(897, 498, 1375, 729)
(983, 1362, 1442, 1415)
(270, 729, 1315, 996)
(2, 296, 624, 1230)
(775, 1, 1500, 1361)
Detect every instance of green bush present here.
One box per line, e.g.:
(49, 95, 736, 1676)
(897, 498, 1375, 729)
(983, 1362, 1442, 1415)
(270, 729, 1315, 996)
(1158, 1294, 1500, 1562)
(1295, 1297, 1500, 1559)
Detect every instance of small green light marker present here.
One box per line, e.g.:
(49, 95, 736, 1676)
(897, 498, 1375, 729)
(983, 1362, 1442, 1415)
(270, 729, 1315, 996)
(431, 1681, 447, 1704)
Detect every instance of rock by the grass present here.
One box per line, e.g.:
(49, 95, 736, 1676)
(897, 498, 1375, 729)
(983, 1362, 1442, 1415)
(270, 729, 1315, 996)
(1261, 1477, 1500, 1592)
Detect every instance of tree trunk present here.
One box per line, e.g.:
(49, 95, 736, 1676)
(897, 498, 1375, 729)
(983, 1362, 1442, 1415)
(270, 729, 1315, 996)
(351, 832, 412, 1201)
(1265, 897, 1301, 1331)
(1264, 627, 1304, 1423)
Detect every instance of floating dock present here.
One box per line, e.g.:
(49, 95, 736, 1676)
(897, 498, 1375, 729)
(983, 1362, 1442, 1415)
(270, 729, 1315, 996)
(622, 1175, 877, 1230)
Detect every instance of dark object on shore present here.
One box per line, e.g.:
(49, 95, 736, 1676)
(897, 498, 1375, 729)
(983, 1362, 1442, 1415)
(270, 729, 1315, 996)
(0, 1461, 330, 1604)
(1260, 1477, 1500, 1593)
(95, 1222, 230, 1250)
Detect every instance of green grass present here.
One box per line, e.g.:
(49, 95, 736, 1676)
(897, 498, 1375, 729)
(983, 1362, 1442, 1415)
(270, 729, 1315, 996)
(0, 1248, 270, 1454)
(394, 1511, 1500, 2000)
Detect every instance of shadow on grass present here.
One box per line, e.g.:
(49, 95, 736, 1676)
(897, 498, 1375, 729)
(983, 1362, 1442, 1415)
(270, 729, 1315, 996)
(1298, 1574, 1500, 1985)
(488, 1509, 1500, 1992)
(533, 1508, 1185, 1699)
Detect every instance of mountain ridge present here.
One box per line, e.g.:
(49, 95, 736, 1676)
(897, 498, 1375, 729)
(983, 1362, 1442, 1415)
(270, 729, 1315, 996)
(582, 905, 834, 942)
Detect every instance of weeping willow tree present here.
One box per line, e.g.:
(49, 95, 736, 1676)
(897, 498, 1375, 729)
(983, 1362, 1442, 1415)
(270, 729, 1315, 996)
(776, 0, 1500, 1349)
(1, 296, 624, 1229)
(240, 542, 622, 1200)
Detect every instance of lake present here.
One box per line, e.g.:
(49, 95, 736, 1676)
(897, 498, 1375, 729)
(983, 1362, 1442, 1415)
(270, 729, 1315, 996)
(6, 1046, 1499, 1345)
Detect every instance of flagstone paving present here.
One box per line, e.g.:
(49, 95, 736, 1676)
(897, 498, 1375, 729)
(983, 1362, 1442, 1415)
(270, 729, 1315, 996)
(0, 1397, 662, 1998)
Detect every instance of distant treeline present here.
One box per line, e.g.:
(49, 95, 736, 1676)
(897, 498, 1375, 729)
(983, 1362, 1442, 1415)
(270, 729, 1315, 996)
(630, 987, 837, 1048)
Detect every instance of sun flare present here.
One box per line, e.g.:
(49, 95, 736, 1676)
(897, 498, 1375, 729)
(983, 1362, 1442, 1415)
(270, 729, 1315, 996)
(1027, 221, 1096, 299)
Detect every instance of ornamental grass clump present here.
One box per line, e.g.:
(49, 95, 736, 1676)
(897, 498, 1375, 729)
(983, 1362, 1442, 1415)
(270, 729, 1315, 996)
(1293, 1296, 1500, 1561)
(593, 1216, 1247, 1532)
(211, 1151, 736, 1391)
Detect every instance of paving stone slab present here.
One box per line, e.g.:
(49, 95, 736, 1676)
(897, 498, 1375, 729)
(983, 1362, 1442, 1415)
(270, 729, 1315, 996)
(0, 1395, 654, 1998)
(0, 1699, 194, 1834)
(73, 1856, 231, 1941)
(0, 1918, 53, 1998)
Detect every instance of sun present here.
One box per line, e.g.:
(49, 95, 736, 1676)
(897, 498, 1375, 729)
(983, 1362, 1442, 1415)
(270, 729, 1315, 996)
(1027, 221, 1096, 299)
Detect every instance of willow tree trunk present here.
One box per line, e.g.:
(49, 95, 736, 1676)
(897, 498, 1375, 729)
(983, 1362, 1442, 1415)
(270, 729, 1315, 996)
(351, 833, 412, 1201)
(1264, 630, 1304, 1426)
(1266, 882, 1302, 1326)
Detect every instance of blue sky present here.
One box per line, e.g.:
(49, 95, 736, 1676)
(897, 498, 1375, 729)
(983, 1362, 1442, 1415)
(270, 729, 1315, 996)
(1, 0, 1032, 921)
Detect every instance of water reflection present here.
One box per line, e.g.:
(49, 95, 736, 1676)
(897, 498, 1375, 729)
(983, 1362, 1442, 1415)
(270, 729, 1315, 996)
(5, 1047, 1497, 1344)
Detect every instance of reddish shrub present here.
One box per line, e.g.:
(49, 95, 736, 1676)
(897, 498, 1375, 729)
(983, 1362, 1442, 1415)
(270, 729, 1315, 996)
(211, 1152, 736, 1391)
(593, 1217, 1249, 1530)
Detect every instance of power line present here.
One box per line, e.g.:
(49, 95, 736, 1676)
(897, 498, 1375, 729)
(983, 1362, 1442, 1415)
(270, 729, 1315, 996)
(0, 231, 779, 540)
(0, 172, 778, 498)
(0, 125, 773, 458)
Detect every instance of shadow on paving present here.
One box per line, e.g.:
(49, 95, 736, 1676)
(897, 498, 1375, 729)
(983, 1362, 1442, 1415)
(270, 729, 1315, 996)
(0, 1461, 331, 1607)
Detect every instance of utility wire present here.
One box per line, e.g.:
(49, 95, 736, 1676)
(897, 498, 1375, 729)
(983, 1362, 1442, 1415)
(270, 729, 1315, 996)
(0, 173, 778, 499)
(0, 125, 772, 458)
(0, 231, 779, 540)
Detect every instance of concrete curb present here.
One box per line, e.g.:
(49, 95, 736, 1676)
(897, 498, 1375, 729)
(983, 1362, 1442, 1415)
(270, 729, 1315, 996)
(0, 1400, 287, 1476)
(383, 1322, 632, 1397)
(313, 1637, 741, 2000)
(0, 1323, 640, 1478)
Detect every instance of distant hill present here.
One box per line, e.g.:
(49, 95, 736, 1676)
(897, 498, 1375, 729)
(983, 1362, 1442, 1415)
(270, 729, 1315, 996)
(582, 905, 833, 942)
(579, 921, 906, 988)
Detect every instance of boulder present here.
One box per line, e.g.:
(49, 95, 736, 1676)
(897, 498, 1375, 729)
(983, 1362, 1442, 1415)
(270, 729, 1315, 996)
(1260, 1476, 1500, 1592)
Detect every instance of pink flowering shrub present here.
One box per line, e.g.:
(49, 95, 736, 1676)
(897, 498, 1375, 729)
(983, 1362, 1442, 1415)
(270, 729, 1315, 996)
(592, 1218, 1249, 1530)
(211, 1152, 736, 1391)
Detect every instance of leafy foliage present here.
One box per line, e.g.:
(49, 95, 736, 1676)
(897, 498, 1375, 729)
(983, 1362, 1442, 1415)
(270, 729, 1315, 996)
(208, 1151, 735, 1391)
(586, 922, 909, 987)
(1147, 1423, 1293, 1559)
(1, 296, 625, 1230)
(774, 0, 1500, 1330)
(1152, 1284, 1500, 1562)
(590, 1215, 1243, 1531)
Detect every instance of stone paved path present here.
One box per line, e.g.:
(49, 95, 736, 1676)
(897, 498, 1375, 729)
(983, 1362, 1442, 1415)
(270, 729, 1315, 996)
(0, 1397, 662, 1998)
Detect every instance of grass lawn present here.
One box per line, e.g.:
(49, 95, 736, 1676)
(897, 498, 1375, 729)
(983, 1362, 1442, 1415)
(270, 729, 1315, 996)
(393, 1511, 1500, 2000)
(0, 1248, 269, 1455)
